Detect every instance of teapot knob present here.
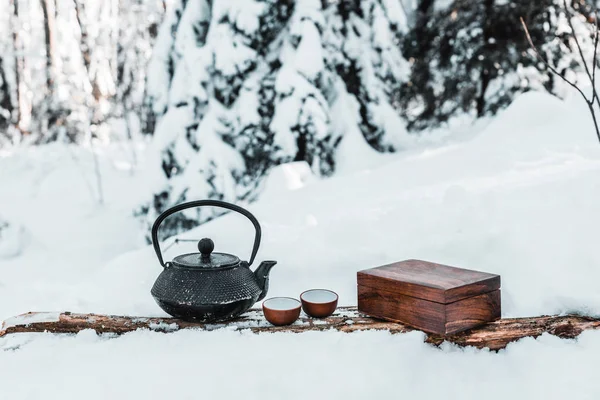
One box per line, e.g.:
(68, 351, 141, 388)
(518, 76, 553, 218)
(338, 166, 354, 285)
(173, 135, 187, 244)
(198, 238, 214, 256)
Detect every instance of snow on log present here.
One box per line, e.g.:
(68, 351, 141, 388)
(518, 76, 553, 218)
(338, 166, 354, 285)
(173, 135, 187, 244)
(2, 307, 599, 351)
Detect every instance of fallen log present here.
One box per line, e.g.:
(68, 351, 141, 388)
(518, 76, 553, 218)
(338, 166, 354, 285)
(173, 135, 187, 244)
(2, 307, 599, 351)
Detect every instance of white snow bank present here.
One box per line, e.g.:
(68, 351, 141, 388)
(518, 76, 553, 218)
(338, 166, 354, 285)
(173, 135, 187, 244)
(1, 328, 600, 399)
(259, 161, 317, 200)
(65, 90, 600, 320)
(2, 90, 600, 399)
(0, 143, 148, 320)
(3, 91, 600, 322)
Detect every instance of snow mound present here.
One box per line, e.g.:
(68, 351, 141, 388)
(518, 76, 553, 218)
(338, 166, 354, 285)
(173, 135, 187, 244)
(260, 161, 317, 200)
(2, 328, 600, 399)
(3, 75, 600, 400)
(43, 88, 600, 321)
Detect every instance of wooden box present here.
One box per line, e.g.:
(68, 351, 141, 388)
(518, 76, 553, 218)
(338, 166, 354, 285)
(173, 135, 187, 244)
(357, 259, 501, 335)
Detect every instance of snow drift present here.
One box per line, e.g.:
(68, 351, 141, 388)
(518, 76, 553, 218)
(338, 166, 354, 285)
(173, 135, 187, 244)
(2, 85, 600, 400)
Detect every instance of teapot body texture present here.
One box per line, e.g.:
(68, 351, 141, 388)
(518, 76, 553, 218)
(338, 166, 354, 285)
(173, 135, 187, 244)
(151, 265, 263, 322)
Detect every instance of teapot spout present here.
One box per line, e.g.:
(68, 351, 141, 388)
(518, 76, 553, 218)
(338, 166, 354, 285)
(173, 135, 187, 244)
(254, 261, 277, 301)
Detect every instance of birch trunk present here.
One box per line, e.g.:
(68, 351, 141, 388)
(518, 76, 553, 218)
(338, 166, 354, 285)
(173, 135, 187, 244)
(40, 0, 58, 91)
(10, 0, 25, 133)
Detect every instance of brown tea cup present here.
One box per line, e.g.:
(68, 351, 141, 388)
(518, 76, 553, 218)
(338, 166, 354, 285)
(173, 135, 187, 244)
(262, 297, 302, 326)
(300, 289, 338, 318)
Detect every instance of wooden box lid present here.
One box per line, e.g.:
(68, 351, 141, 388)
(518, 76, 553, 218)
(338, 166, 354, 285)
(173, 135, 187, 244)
(357, 259, 500, 304)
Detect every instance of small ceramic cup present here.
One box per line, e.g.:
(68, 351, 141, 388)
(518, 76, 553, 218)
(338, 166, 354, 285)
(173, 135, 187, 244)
(262, 297, 302, 326)
(300, 289, 338, 318)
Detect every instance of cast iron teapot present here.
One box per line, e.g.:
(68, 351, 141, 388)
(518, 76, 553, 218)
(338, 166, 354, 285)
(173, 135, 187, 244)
(150, 200, 277, 322)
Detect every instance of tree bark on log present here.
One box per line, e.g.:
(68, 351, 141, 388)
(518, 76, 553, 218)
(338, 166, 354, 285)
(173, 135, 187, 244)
(2, 307, 600, 351)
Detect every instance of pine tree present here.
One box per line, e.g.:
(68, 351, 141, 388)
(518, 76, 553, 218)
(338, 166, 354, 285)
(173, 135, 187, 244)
(137, 0, 411, 241)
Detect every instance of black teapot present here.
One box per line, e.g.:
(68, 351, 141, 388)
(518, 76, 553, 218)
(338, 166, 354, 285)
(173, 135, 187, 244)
(150, 200, 277, 322)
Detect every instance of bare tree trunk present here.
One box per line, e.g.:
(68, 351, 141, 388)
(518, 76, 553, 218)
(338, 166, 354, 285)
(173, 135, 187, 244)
(109, 0, 119, 80)
(72, 0, 91, 75)
(0, 58, 13, 135)
(3, 308, 600, 351)
(37, 0, 62, 141)
(40, 0, 58, 92)
(477, 0, 495, 117)
(10, 0, 25, 133)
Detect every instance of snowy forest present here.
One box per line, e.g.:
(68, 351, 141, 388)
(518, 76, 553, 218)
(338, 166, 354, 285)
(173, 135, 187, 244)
(0, 0, 598, 241)
(4, 1, 600, 398)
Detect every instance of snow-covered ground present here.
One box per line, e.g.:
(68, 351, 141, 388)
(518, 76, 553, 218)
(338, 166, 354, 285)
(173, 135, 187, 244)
(2, 91, 600, 399)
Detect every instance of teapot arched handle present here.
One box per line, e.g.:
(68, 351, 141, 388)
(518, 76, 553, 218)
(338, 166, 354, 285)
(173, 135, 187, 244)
(151, 199, 262, 268)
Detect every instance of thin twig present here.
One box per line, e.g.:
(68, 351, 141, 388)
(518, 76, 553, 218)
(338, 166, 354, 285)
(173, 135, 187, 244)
(520, 17, 590, 102)
(66, 145, 96, 203)
(89, 138, 104, 205)
(562, 0, 600, 105)
(592, 7, 599, 105)
(124, 111, 138, 175)
(587, 102, 600, 141)
(161, 238, 199, 253)
(520, 16, 600, 144)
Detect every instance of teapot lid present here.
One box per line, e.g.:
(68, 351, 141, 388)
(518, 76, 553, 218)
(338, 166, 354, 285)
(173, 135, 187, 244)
(171, 238, 240, 269)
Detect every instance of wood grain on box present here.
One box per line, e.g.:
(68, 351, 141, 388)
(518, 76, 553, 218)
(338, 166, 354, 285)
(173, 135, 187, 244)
(357, 259, 501, 335)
